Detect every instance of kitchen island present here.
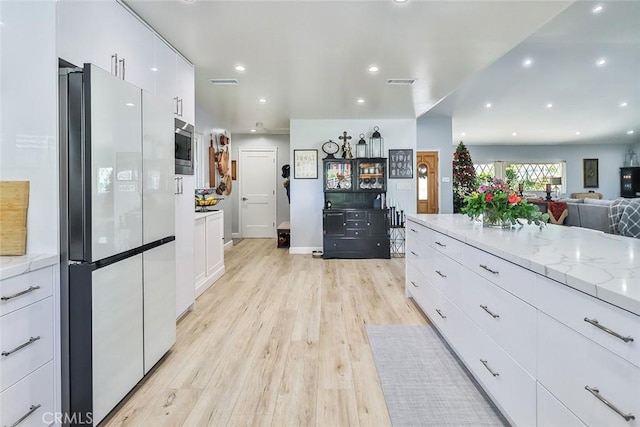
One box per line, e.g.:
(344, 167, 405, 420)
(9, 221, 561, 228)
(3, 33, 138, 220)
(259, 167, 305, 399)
(406, 214, 639, 427)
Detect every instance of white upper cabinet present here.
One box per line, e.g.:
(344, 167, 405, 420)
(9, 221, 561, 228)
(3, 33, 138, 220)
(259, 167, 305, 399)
(57, 0, 154, 93)
(152, 37, 177, 109)
(176, 56, 195, 125)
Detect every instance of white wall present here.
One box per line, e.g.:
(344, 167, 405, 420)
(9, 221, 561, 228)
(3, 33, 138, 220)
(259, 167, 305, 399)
(416, 115, 454, 213)
(194, 106, 233, 242)
(467, 143, 632, 199)
(0, 0, 58, 255)
(230, 134, 290, 235)
(290, 119, 416, 253)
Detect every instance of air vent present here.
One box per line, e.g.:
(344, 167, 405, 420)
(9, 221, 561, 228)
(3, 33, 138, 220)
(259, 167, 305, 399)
(209, 79, 238, 85)
(386, 78, 416, 85)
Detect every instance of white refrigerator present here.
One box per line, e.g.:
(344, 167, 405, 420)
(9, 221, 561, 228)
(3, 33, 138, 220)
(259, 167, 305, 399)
(59, 64, 176, 425)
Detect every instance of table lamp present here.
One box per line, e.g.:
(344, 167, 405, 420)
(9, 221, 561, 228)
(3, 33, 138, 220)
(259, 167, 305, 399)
(550, 177, 562, 199)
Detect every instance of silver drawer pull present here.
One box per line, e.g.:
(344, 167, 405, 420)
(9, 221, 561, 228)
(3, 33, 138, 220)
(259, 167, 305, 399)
(479, 264, 499, 274)
(1, 286, 41, 301)
(480, 359, 499, 377)
(435, 309, 447, 319)
(7, 403, 41, 427)
(480, 304, 500, 318)
(584, 318, 634, 343)
(411, 281, 418, 288)
(410, 228, 418, 233)
(410, 251, 419, 257)
(2, 336, 41, 357)
(585, 386, 635, 421)
(435, 241, 446, 247)
(435, 270, 447, 278)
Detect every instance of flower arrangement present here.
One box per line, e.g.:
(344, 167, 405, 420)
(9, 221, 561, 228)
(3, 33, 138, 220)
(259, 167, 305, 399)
(461, 178, 549, 227)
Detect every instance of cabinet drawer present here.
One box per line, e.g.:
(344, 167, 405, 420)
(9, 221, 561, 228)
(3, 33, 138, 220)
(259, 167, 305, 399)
(0, 298, 54, 392)
(0, 267, 53, 316)
(406, 262, 428, 308)
(464, 322, 537, 427)
(428, 231, 463, 263)
(418, 249, 463, 304)
(463, 244, 535, 304)
(463, 269, 537, 375)
(345, 228, 366, 238)
(406, 234, 432, 271)
(346, 219, 367, 229)
(536, 274, 640, 368)
(0, 361, 54, 427)
(345, 211, 366, 220)
(323, 238, 389, 259)
(537, 383, 586, 427)
(538, 312, 640, 427)
(406, 219, 434, 245)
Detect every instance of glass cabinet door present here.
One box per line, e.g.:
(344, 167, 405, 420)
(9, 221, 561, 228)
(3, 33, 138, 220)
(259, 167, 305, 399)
(356, 160, 386, 191)
(324, 160, 353, 191)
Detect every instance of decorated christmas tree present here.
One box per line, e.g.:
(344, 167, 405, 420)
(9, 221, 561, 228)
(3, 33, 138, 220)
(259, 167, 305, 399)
(452, 141, 477, 213)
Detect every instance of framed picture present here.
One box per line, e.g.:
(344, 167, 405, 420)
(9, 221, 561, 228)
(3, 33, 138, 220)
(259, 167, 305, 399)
(389, 149, 413, 179)
(294, 149, 318, 179)
(583, 158, 599, 188)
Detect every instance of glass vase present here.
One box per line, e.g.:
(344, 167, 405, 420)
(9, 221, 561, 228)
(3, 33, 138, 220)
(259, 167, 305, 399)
(482, 209, 512, 229)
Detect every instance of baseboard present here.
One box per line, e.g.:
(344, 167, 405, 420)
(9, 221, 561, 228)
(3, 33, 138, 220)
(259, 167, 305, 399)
(195, 266, 225, 298)
(224, 240, 233, 251)
(288, 246, 323, 255)
(231, 232, 241, 239)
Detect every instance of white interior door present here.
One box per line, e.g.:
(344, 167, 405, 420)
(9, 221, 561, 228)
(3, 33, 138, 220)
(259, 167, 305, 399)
(240, 149, 277, 238)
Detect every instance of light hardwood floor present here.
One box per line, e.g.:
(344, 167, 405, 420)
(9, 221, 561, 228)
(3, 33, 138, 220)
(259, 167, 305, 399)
(103, 239, 427, 427)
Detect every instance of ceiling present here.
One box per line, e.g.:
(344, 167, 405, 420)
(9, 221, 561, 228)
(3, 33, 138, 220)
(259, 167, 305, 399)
(124, 0, 638, 145)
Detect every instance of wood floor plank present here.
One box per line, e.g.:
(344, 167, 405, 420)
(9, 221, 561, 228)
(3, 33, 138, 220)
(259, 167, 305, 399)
(103, 239, 426, 427)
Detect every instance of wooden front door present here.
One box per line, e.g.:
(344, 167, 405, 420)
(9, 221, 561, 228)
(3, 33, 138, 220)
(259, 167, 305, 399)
(416, 151, 439, 214)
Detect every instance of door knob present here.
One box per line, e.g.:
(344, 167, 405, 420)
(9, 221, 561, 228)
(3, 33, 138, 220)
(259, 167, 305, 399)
(242, 197, 248, 201)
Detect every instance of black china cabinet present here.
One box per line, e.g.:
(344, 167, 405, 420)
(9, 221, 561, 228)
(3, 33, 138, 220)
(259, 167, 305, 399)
(620, 167, 640, 198)
(322, 158, 390, 259)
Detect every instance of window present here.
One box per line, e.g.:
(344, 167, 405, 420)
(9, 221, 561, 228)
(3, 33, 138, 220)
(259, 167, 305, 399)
(473, 163, 495, 181)
(506, 162, 565, 192)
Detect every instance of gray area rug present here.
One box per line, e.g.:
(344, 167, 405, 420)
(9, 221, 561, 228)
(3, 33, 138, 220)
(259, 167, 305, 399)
(366, 325, 509, 427)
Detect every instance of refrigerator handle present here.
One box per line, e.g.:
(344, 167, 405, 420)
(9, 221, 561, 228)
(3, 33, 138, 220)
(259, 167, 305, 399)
(174, 177, 179, 195)
(111, 53, 118, 77)
(180, 177, 184, 194)
(119, 58, 126, 81)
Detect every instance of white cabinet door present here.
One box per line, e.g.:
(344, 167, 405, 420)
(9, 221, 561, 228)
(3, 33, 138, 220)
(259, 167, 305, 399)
(537, 383, 586, 427)
(0, 362, 55, 427)
(142, 90, 175, 244)
(206, 213, 224, 277)
(194, 218, 206, 283)
(143, 242, 176, 374)
(175, 175, 195, 318)
(152, 37, 178, 108)
(57, 0, 153, 92)
(176, 56, 195, 124)
(112, 3, 154, 93)
(57, 0, 114, 72)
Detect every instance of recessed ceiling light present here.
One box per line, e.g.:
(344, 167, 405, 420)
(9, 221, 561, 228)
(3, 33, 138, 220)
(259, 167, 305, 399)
(234, 65, 245, 72)
(628, 130, 635, 135)
(620, 101, 629, 108)
(512, 132, 518, 136)
(368, 66, 379, 73)
(250, 129, 256, 133)
(592, 4, 603, 14)
(596, 58, 607, 67)
(522, 58, 533, 68)
(485, 102, 492, 108)
(125, 103, 135, 107)
(150, 67, 158, 72)
(546, 103, 553, 109)
(394, 0, 408, 3)
(461, 132, 466, 137)
(576, 131, 581, 135)
(183, 0, 195, 3)
(258, 98, 267, 104)
(357, 98, 365, 104)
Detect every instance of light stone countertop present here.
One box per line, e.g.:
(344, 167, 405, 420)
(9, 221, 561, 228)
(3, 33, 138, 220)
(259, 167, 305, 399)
(195, 209, 223, 220)
(0, 254, 58, 280)
(407, 213, 640, 316)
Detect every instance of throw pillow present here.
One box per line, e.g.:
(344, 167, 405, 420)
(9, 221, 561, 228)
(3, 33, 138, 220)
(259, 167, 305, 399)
(619, 201, 640, 238)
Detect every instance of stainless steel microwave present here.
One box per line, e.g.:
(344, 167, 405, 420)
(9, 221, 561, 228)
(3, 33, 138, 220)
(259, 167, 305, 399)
(175, 118, 194, 175)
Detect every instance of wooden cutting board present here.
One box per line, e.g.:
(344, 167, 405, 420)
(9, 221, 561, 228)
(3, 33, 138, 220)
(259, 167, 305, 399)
(209, 137, 216, 188)
(0, 181, 30, 256)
